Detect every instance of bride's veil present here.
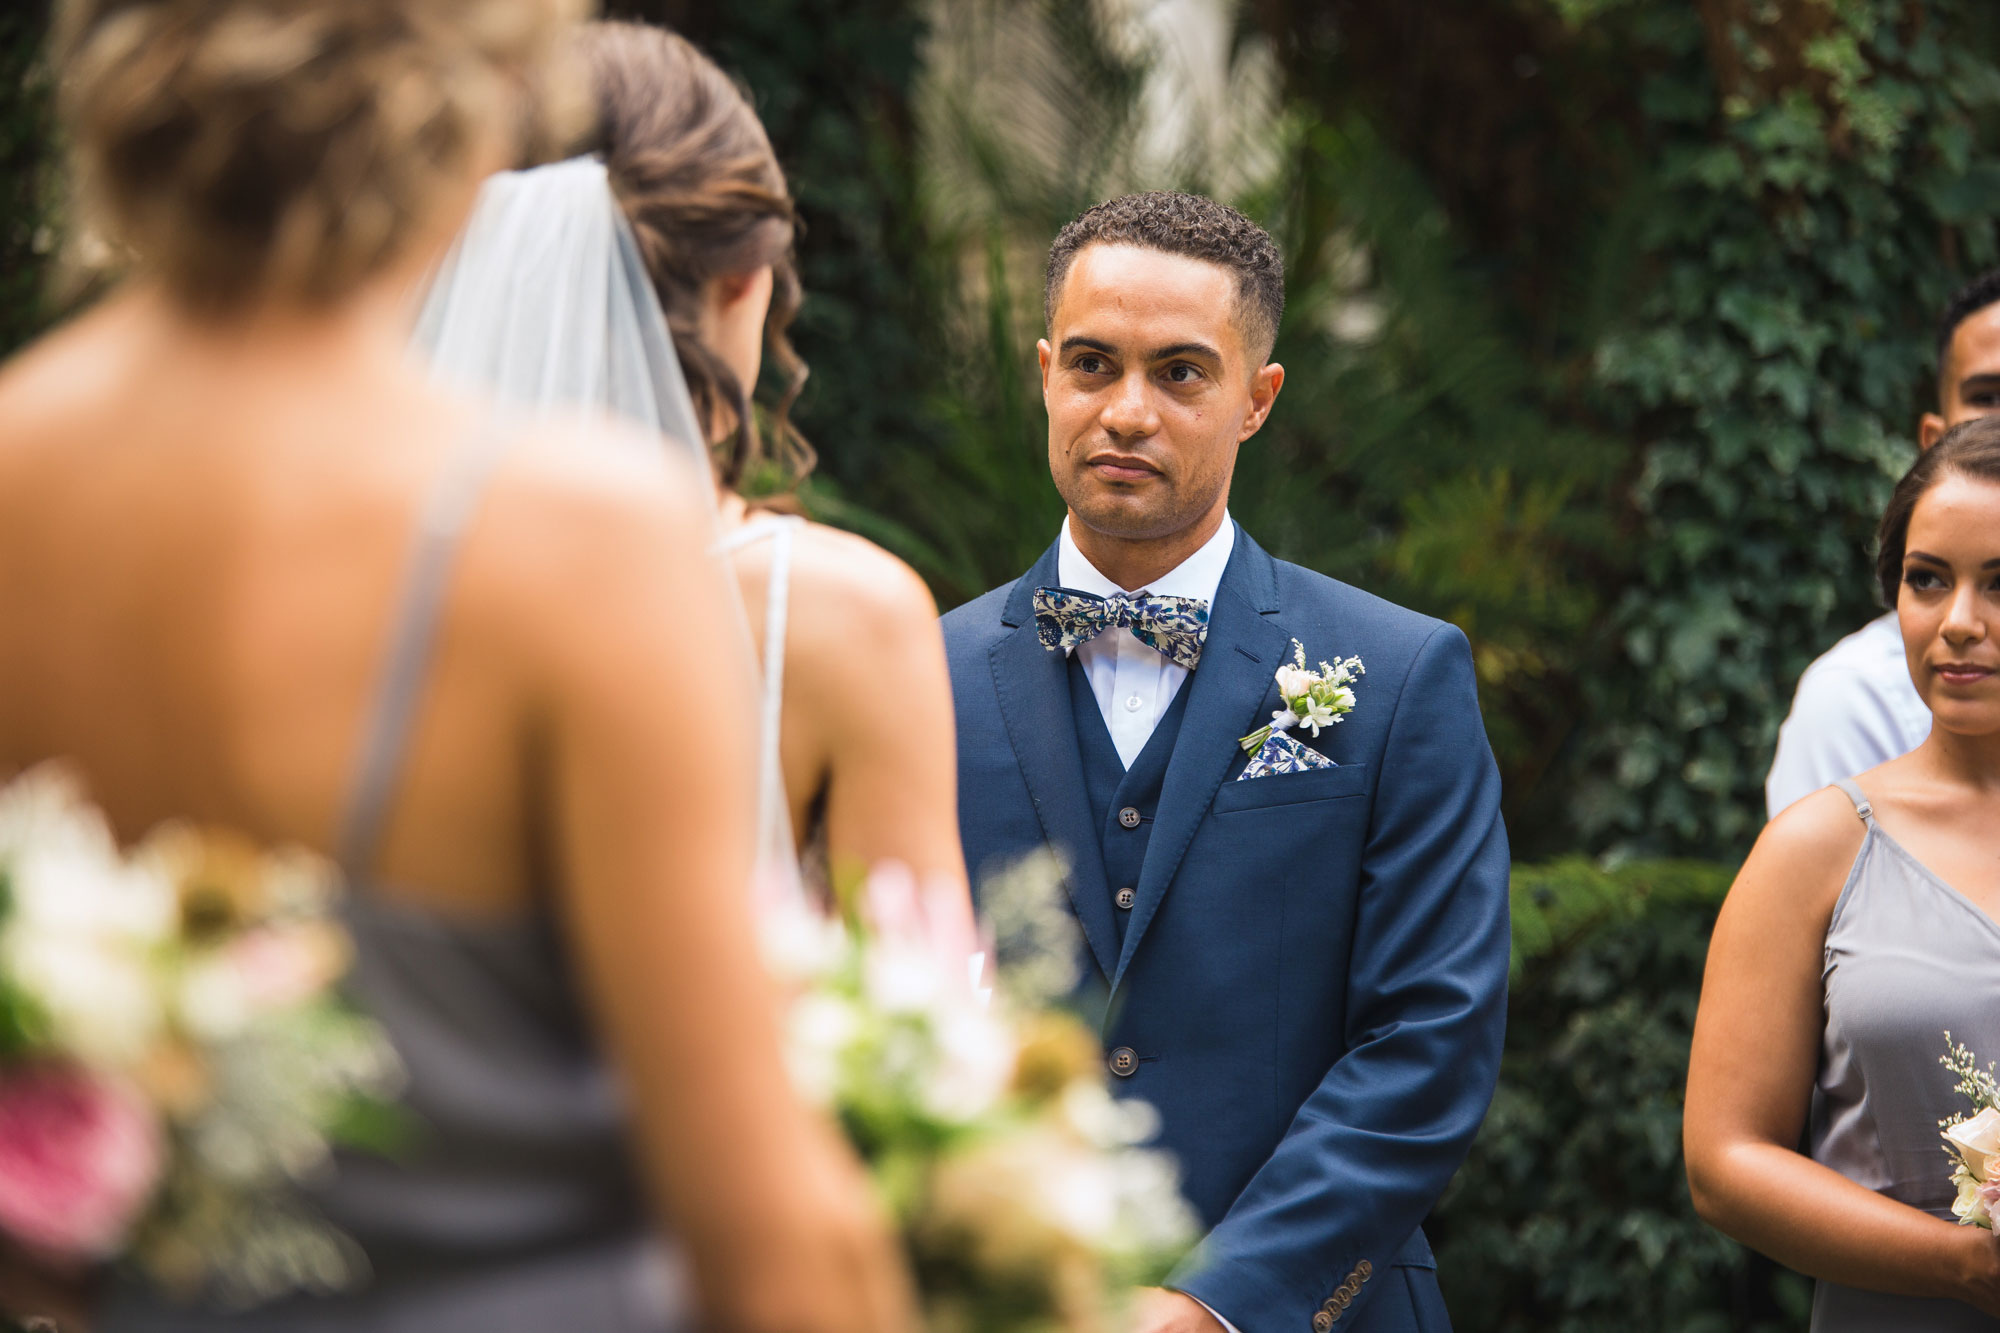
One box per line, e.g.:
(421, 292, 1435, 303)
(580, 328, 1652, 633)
(410, 155, 804, 905)
(413, 156, 709, 471)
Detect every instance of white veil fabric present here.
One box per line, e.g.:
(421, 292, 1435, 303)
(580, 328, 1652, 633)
(410, 155, 805, 906)
(413, 156, 708, 468)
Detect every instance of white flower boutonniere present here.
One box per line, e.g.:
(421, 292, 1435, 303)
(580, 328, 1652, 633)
(1239, 641, 1366, 756)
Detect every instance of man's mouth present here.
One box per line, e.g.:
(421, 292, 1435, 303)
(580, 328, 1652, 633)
(1086, 452, 1160, 483)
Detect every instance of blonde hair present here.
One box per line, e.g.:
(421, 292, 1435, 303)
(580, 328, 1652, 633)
(55, 0, 586, 310)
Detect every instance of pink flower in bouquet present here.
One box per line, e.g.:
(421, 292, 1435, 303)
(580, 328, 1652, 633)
(226, 923, 347, 1013)
(0, 1063, 162, 1260)
(861, 862, 987, 997)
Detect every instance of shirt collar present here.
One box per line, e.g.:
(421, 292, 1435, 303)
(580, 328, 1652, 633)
(1056, 511, 1236, 604)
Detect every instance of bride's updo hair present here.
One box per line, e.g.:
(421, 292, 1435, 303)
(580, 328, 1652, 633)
(578, 20, 813, 495)
(55, 0, 583, 310)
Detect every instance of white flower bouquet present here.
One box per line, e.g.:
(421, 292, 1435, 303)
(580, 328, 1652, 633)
(0, 766, 401, 1306)
(764, 853, 1199, 1333)
(1940, 1034, 2000, 1227)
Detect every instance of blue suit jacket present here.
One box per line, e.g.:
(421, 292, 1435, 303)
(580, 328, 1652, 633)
(943, 525, 1509, 1332)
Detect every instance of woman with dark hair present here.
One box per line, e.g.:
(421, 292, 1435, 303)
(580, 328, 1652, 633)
(577, 20, 970, 900)
(0, 1, 911, 1330)
(1686, 416, 2000, 1330)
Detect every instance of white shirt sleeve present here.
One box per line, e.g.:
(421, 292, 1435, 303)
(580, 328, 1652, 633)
(1187, 1294, 1241, 1333)
(1766, 627, 1931, 818)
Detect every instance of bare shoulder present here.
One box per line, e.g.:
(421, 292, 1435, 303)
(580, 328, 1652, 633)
(459, 418, 720, 655)
(0, 309, 126, 458)
(1732, 782, 1869, 918)
(488, 417, 713, 560)
(768, 520, 941, 648)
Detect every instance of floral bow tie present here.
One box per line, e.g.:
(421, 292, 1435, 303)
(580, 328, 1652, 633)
(1032, 586, 1210, 671)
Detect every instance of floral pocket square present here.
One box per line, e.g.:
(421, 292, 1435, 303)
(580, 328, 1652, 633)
(1237, 731, 1337, 781)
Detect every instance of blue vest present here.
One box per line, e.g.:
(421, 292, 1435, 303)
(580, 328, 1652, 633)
(1068, 653, 1193, 942)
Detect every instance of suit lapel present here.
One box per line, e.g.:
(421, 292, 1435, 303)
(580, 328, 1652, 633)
(990, 545, 1121, 981)
(1113, 529, 1288, 990)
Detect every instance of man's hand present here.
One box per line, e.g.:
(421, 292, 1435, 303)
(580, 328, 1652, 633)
(1130, 1287, 1226, 1333)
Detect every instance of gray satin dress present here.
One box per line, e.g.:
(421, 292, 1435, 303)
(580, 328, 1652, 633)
(1807, 779, 2000, 1331)
(102, 424, 692, 1332)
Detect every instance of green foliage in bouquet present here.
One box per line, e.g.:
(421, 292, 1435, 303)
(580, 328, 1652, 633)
(1427, 858, 1811, 1333)
(0, 867, 48, 1058)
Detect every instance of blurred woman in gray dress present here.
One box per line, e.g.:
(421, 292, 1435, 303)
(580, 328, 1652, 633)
(1687, 417, 2000, 1330)
(0, 1, 912, 1330)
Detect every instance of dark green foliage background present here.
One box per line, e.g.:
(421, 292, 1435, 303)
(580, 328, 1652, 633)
(1432, 859, 1808, 1331)
(8, 2, 2000, 1328)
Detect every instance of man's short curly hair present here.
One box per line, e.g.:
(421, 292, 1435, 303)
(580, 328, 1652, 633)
(1937, 267, 2000, 373)
(1044, 191, 1285, 363)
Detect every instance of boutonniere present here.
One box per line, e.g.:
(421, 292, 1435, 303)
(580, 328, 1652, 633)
(1235, 642, 1365, 780)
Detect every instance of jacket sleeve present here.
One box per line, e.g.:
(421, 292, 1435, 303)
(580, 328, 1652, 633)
(1171, 622, 1511, 1332)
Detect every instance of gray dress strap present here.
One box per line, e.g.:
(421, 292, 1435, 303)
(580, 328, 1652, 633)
(338, 418, 512, 876)
(1830, 777, 1876, 826)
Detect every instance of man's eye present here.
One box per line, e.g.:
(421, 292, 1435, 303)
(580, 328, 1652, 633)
(1075, 355, 1107, 375)
(1164, 363, 1203, 384)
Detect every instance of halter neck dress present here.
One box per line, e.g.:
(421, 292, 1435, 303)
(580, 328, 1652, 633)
(101, 422, 693, 1332)
(1807, 778, 2000, 1332)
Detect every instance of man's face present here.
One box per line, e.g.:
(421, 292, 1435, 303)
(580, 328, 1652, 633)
(1920, 302, 2000, 448)
(1038, 244, 1282, 547)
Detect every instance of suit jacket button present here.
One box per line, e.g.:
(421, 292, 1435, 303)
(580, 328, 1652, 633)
(1117, 805, 1143, 829)
(1357, 1260, 1373, 1280)
(1312, 1313, 1335, 1332)
(1108, 1046, 1138, 1077)
(1115, 886, 1136, 909)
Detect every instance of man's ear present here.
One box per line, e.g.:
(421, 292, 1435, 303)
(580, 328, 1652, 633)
(1038, 338, 1054, 393)
(1238, 362, 1285, 441)
(1920, 411, 1949, 450)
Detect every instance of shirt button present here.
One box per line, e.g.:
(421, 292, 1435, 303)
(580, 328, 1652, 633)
(1115, 886, 1136, 909)
(1125, 693, 1143, 711)
(1108, 1046, 1138, 1077)
(1118, 806, 1142, 829)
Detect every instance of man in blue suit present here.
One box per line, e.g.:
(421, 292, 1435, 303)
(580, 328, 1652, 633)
(942, 192, 1510, 1333)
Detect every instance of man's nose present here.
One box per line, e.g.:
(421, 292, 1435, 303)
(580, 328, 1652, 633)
(1098, 371, 1158, 439)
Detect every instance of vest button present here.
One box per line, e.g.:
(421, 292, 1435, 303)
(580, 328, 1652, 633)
(1109, 1046, 1138, 1077)
(1115, 886, 1136, 909)
(1118, 806, 1142, 829)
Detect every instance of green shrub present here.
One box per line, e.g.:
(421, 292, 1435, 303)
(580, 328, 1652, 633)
(0, 5, 55, 362)
(1430, 858, 1810, 1332)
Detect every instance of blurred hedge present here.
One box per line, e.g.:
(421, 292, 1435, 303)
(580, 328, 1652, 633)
(1428, 857, 1806, 1332)
(0, 2, 54, 363)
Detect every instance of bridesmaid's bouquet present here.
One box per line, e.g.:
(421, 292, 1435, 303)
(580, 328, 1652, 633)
(762, 853, 1199, 1333)
(0, 766, 402, 1305)
(1940, 1033, 2000, 1228)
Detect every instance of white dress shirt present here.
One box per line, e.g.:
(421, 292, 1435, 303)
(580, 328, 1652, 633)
(1058, 514, 1243, 1333)
(1057, 513, 1237, 767)
(1765, 611, 1932, 818)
